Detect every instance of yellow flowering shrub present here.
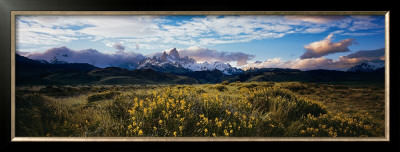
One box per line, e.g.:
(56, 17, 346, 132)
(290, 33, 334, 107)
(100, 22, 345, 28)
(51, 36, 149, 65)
(285, 112, 384, 137)
(126, 82, 327, 137)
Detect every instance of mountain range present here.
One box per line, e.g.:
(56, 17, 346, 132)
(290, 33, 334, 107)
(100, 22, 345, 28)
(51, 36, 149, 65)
(15, 48, 385, 85)
(15, 53, 197, 85)
(136, 48, 243, 75)
(346, 62, 385, 72)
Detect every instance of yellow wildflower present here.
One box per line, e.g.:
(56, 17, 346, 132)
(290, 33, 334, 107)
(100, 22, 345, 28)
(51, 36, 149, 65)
(226, 109, 231, 115)
(224, 129, 229, 136)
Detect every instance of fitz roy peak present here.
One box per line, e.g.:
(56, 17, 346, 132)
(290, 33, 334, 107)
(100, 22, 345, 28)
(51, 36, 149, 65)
(137, 48, 243, 75)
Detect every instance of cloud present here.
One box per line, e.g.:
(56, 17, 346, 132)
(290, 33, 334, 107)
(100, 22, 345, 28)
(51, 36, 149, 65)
(290, 57, 344, 70)
(136, 41, 140, 50)
(244, 57, 351, 71)
(303, 27, 329, 33)
(300, 34, 356, 59)
(244, 48, 385, 71)
(16, 19, 80, 46)
(107, 42, 125, 52)
(24, 46, 146, 69)
(340, 48, 385, 63)
(179, 47, 255, 66)
(17, 15, 384, 52)
(148, 46, 255, 66)
(348, 16, 384, 31)
(78, 16, 162, 38)
(15, 15, 311, 48)
(284, 16, 347, 24)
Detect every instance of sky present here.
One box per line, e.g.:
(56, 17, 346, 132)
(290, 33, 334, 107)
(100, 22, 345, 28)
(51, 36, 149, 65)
(15, 15, 386, 71)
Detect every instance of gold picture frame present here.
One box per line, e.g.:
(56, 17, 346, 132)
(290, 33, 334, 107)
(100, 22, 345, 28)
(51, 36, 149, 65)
(10, 11, 390, 142)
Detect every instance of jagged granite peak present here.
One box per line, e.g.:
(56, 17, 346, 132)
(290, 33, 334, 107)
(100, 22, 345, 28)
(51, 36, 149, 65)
(168, 48, 180, 59)
(160, 51, 168, 62)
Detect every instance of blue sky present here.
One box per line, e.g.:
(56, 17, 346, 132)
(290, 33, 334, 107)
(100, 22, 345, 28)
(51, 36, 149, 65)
(15, 15, 386, 70)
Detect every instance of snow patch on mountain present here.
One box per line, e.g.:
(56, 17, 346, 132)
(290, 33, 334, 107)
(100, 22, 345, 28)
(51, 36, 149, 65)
(49, 56, 69, 64)
(347, 61, 385, 72)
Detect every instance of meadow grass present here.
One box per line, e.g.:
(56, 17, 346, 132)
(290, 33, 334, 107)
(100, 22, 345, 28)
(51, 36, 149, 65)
(15, 82, 385, 137)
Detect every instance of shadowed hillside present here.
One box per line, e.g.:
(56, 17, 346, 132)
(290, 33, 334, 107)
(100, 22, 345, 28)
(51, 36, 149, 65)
(16, 54, 385, 85)
(16, 54, 198, 85)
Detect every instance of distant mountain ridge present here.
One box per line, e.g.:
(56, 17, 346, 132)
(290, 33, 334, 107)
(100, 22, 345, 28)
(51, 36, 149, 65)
(24, 46, 145, 70)
(16, 53, 98, 72)
(15, 54, 197, 85)
(347, 62, 385, 72)
(137, 48, 244, 75)
(15, 49, 385, 85)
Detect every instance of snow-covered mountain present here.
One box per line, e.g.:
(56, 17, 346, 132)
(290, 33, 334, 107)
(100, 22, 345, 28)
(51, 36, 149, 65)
(347, 61, 385, 72)
(137, 48, 243, 75)
(49, 56, 69, 64)
(25, 46, 145, 70)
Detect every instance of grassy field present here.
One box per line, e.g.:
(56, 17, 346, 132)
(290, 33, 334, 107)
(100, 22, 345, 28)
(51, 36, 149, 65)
(15, 81, 385, 137)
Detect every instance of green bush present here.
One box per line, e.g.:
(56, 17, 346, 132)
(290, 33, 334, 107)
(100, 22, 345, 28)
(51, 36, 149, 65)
(285, 112, 384, 137)
(87, 91, 120, 103)
(238, 83, 258, 89)
(214, 85, 228, 92)
(221, 81, 230, 85)
(281, 82, 307, 91)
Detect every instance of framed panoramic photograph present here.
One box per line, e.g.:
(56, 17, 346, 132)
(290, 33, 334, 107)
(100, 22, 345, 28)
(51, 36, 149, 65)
(1, 1, 398, 152)
(11, 11, 390, 140)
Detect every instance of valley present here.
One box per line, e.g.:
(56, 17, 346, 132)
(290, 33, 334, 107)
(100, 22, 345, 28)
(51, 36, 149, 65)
(14, 49, 386, 138)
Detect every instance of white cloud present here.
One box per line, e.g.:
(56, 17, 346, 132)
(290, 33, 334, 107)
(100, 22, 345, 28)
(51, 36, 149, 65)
(16, 15, 384, 51)
(16, 20, 80, 46)
(243, 48, 385, 71)
(78, 16, 162, 38)
(178, 46, 255, 66)
(148, 46, 255, 66)
(300, 34, 356, 59)
(304, 27, 329, 33)
(348, 16, 383, 31)
(284, 16, 347, 24)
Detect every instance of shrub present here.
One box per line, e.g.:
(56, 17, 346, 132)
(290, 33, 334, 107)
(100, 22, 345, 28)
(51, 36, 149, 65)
(15, 93, 74, 136)
(87, 91, 120, 103)
(107, 98, 132, 120)
(264, 82, 275, 88)
(221, 81, 230, 85)
(285, 112, 384, 137)
(214, 85, 228, 92)
(126, 84, 328, 137)
(281, 82, 307, 91)
(239, 83, 258, 89)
